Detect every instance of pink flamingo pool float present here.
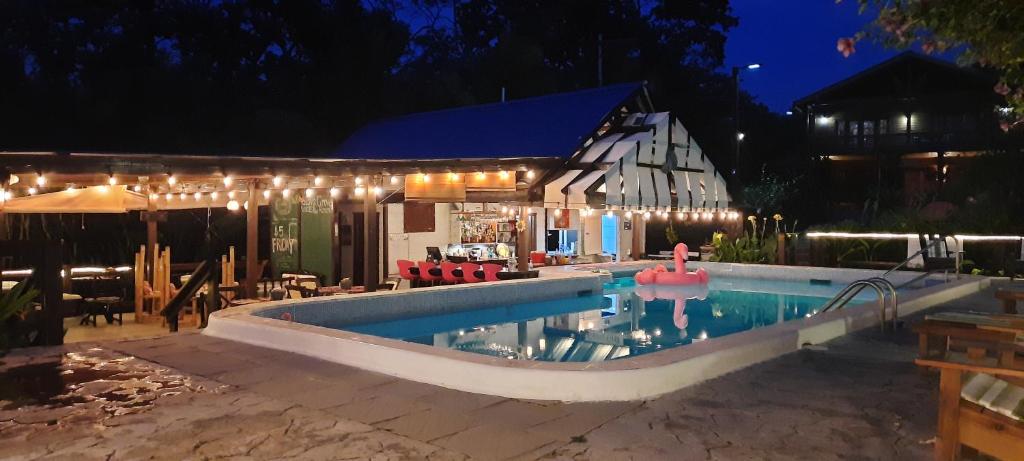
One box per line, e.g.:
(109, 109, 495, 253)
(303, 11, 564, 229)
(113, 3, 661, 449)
(633, 284, 709, 331)
(634, 243, 709, 286)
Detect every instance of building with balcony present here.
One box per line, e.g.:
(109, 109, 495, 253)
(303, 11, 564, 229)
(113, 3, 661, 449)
(792, 52, 1018, 215)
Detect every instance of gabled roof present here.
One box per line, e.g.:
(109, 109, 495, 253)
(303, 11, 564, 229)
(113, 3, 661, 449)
(334, 82, 645, 160)
(793, 51, 996, 108)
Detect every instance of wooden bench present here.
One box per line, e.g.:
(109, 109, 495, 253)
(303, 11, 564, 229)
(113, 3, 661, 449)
(995, 288, 1024, 314)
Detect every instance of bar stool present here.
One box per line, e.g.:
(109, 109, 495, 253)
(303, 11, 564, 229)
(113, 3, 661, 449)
(417, 261, 441, 286)
(460, 262, 484, 283)
(481, 263, 503, 282)
(440, 261, 463, 284)
(396, 260, 419, 288)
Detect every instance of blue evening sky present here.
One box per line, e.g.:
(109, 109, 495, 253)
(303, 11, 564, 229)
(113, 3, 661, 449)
(724, 0, 907, 113)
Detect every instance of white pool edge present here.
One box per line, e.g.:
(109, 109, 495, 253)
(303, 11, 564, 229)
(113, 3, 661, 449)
(204, 269, 991, 402)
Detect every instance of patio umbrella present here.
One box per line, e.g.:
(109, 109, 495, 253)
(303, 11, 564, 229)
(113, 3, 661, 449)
(0, 185, 148, 213)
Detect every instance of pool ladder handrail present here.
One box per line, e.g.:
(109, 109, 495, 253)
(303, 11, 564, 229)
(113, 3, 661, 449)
(818, 277, 899, 332)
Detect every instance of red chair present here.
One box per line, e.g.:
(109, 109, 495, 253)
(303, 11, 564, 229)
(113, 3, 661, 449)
(481, 263, 503, 282)
(530, 251, 548, 267)
(396, 260, 419, 288)
(417, 261, 441, 286)
(460, 262, 484, 283)
(440, 261, 463, 284)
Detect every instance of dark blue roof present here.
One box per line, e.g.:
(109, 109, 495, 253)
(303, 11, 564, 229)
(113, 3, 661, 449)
(334, 82, 643, 159)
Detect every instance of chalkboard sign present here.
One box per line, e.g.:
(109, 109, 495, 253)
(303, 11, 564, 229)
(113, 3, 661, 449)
(300, 195, 335, 284)
(270, 195, 300, 277)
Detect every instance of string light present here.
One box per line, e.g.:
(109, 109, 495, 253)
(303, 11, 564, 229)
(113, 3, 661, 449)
(165, 193, 173, 201)
(476, 171, 485, 179)
(133, 184, 142, 192)
(149, 193, 159, 201)
(35, 174, 46, 186)
(314, 176, 323, 187)
(305, 188, 314, 198)
(243, 201, 249, 210)
(108, 175, 117, 186)
(167, 174, 177, 186)
(355, 176, 363, 185)
(553, 208, 562, 217)
(211, 191, 219, 200)
(449, 172, 460, 181)
(526, 170, 535, 179)
(372, 186, 382, 196)
(643, 211, 651, 220)
(272, 175, 284, 187)
(28, 187, 37, 195)
(354, 186, 365, 196)
(421, 174, 430, 183)
(194, 192, 202, 200)
(606, 210, 614, 217)
(222, 175, 233, 187)
(390, 175, 399, 185)
(179, 192, 186, 200)
(226, 200, 240, 211)
(227, 190, 236, 199)
(499, 171, 509, 180)
(329, 187, 339, 198)
(3, 190, 10, 201)
(501, 206, 508, 213)
(282, 188, 292, 198)
(261, 190, 270, 200)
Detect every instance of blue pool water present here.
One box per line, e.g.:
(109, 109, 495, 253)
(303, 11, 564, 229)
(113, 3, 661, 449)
(341, 276, 875, 363)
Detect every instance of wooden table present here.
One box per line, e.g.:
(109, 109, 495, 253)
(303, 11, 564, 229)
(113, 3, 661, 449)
(995, 288, 1024, 314)
(914, 313, 1024, 368)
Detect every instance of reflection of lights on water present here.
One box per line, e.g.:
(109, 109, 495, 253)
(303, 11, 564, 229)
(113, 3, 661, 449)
(586, 321, 594, 330)
(526, 346, 533, 357)
(712, 308, 723, 318)
(653, 328, 662, 337)
(458, 330, 465, 336)
(538, 338, 546, 350)
(693, 330, 708, 342)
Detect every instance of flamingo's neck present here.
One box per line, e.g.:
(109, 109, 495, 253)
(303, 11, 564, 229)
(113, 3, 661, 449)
(673, 244, 686, 273)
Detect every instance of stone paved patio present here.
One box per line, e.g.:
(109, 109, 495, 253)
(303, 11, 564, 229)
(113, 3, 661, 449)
(0, 281, 1017, 460)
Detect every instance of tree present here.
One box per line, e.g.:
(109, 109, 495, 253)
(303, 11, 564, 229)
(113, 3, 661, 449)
(840, 0, 1024, 130)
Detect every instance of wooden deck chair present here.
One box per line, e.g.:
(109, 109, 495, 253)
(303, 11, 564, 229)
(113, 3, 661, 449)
(915, 312, 1024, 460)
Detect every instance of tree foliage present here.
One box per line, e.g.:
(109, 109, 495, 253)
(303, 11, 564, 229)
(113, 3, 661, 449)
(843, 0, 1024, 130)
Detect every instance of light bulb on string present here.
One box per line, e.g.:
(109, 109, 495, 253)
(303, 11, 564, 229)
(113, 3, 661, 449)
(354, 186, 365, 196)
(390, 175, 399, 185)
(133, 184, 142, 192)
(261, 190, 270, 200)
(226, 200, 240, 211)
(476, 171, 485, 179)
(108, 175, 117, 186)
(606, 210, 613, 217)
(355, 176, 363, 185)
(305, 188, 314, 198)
(282, 188, 292, 198)
(222, 175, 233, 187)
(165, 193, 173, 201)
(194, 192, 201, 200)
(314, 176, 323, 187)
(329, 187, 339, 198)
(499, 171, 509, 180)
(373, 186, 382, 196)
(227, 190, 236, 199)
(167, 174, 176, 186)
(272, 175, 284, 187)
(212, 191, 219, 200)
(526, 170, 535, 179)
(421, 174, 430, 183)
(179, 192, 186, 200)
(35, 175, 46, 186)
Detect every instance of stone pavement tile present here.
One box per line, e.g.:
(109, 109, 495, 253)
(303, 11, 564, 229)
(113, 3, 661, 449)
(378, 406, 477, 442)
(466, 399, 570, 430)
(324, 394, 431, 425)
(268, 380, 363, 410)
(434, 424, 559, 460)
(244, 373, 344, 399)
(358, 378, 448, 401)
(418, 387, 508, 413)
(211, 364, 286, 386)
(525, 401, 640, 442)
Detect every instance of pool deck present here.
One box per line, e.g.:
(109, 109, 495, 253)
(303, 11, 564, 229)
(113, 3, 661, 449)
(1, 279, 1019, 460)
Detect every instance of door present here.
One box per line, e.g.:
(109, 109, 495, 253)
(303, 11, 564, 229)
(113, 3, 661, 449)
(602, 214, 618, 258)
(353, 212, 364, 285)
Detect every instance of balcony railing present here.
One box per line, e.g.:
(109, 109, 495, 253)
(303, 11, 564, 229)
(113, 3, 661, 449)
(808, 131, 1002, 155)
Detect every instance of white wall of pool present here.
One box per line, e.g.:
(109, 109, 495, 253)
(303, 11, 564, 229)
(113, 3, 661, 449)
(204, 262, 990, 401)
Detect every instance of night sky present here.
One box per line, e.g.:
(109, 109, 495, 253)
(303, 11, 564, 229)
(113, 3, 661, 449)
(724, 0, 920, 113)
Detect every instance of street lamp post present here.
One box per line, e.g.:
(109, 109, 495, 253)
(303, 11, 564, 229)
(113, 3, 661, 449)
(732, 63, 760, 181)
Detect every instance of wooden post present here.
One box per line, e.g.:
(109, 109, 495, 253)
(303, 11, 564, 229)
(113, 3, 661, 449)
(146, 191, 158, 288)
(246, 179, 259, 298)
(38, 241, 63, 346)
(776, 233, 786, 265)
(517, 206, 529, 271)
(935, 367, 961, 460)
(134, 245, 145, 318)
(363, 177, 379, 292)
(631, 216, 644, 261)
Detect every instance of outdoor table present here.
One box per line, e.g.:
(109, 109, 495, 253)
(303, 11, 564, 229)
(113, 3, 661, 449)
(81, 296, 122, 327)
(914, 312, 1024, 368)
(996, 288, 1024, 314)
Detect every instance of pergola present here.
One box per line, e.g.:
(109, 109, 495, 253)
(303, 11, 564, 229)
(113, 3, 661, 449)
(0, 151, 560, 301)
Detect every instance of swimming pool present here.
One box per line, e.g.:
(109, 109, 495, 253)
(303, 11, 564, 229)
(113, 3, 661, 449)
(205, 262, 990, 401)
(340, 276, 870, 363)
